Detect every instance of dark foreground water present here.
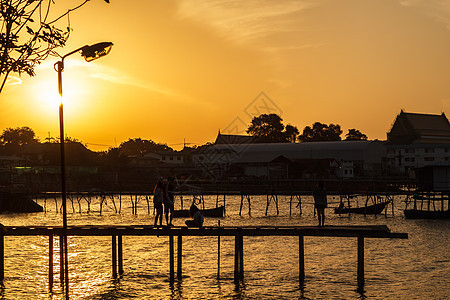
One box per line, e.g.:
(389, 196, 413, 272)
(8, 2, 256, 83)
(0, 194, 448, 299)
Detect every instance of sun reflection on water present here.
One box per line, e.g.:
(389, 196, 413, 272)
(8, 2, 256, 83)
(0, 195, 447, 299)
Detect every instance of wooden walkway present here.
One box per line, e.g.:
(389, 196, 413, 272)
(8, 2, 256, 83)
(0, 225, 407, 294)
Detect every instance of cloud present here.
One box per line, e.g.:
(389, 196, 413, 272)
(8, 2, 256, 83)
(400, 0, 450, 29)
(176, 0, 317, 44)
(37, 59, 182, 98)
(6, 76, 22, 86)
(89, 68, 180, 97)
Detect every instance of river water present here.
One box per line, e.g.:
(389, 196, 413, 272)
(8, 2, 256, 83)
(0, 194, 448, 299)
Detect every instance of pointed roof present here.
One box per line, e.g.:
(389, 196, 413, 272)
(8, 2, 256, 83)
(214, 131, 255, 145)
(387, 111, 450, 144)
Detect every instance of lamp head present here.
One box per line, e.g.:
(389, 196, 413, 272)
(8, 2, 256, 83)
(81, 42, 113, 62)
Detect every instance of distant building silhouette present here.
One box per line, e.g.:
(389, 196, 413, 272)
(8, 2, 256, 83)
(386, 111, 450, 176)
(214, 131, 254, 145)
(194, 140, 385, 179)
(387, 111, 450, 144)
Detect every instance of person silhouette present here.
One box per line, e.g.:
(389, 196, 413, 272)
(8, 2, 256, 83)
(185, 204, 204, 227)
(153, 180, 164, 226)
(163, 177, 175, 226)
(313, 180, 327, 226)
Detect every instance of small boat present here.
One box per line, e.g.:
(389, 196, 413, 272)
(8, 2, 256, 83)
(0, 191, 43, 213)
(173, 205, 225, 218)
(404, 209, 450, 219)
(334, 201, 390, 215)
(403, 192, 450, 219)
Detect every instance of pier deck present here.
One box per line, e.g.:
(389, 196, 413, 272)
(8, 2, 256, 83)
(2, 224, 407, 238)
(0, 225, 407, 294)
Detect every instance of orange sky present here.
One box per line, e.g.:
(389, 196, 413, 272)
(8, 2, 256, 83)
(1, 0, 450, 151)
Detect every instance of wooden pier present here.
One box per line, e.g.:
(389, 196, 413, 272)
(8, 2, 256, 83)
(0, 225, 407, 294)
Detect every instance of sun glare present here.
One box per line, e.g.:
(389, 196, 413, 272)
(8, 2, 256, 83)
(31, 79, 61, 110)
(29, 70, 91, 117)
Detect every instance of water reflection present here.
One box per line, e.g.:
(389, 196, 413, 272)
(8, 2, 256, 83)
(169, 280, 183, 300)
(0, 195, 447, 299)
(84, 279, 121, 300)
(233, 280, 247, 300)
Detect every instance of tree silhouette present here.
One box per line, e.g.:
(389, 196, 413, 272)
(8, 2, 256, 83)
(298, 122, 342, 142)
(345, 129, 368, 141)
(247, 113, 299, 143)
(0, 126, 39, 155)
(0, 126, 39, 146)
(118, 138, 173, 156)
(0, 0, 110, 93)
(284, 124, 299, 142)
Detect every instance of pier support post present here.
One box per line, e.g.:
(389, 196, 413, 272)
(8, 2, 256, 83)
(177, 235, 182, 280)
(0, 234, 4, 281)
(299, 235, 305, 285)
(169, 235, 174, 283)
(112, 235, 117, 278)
(357, 236, 364, 289)
(234, 232, 244, 282)
(118, 235, 123, 275)
(49, 235, 53, 291)
(239, 235, 244, 279)
(234, 235, 239, 282)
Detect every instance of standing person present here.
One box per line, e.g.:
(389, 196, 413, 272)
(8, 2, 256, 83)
(153, 180, 164, 227)
(185, 204, 204, 227)
(313, 180, 327, 226)
(163, 178, 174, 226)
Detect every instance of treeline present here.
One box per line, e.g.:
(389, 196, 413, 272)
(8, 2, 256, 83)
(0, 113, 368, 157)
(247, 113, 368, 143)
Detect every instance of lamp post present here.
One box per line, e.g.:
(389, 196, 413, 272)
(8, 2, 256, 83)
(54, 42, 113, 299)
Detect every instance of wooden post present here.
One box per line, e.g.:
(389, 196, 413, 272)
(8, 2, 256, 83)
(217, 220, 221, 279)
(118, 235, 123, 275)
(234, 234, 239, 282)
(239, 235, 244, 279)
(49, 235, 53, 291)
(299, 194, 302, 215)
(169, 235, 174, 283)
(177, 235, 182, 280)
(299, 235, 305, 285)
(239, 194, 244, 216)
(59, 235, 64, 286)
(289, 194, 292, 216)
(112, 235, 117, 278)
(275, 194, 279, 215)
(234, 230, 244, 281)
(0, 234, 4, 281)
(357, 236, 364, 289)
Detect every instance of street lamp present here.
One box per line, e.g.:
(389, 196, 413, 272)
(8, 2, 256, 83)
(54, 41, 113, 298)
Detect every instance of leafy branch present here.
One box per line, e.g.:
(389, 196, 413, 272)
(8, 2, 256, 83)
(0, 0, 110, 94)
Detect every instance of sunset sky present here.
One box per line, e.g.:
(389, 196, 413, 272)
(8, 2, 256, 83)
(1, 0, 450, 151)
